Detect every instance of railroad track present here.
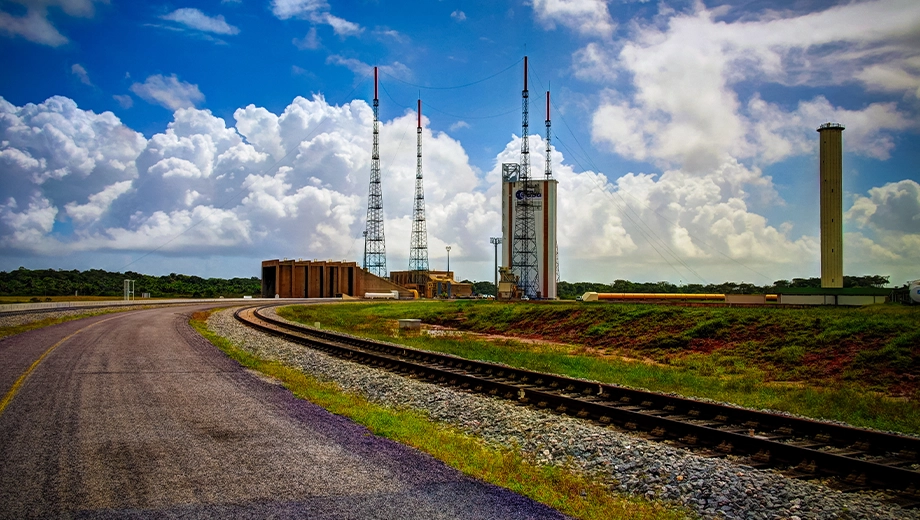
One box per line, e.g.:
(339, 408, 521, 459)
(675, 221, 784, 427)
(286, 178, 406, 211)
(236, 304, 920, 503)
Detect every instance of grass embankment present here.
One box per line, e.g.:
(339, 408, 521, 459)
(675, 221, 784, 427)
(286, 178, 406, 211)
(278, 301, 920, 435)
(0, 308, 136, 339)
(0, 295, 124, 304)
(190, 310, 690, 520)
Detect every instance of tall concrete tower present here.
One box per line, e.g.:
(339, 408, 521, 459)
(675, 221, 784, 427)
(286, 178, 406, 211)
(817, 122, 844, 288)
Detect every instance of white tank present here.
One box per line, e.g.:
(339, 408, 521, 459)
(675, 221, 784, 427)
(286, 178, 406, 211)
(910, 280, 920, 304)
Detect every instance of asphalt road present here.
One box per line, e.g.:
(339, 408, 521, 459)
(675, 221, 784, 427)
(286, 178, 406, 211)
(0, 305, 569, 519)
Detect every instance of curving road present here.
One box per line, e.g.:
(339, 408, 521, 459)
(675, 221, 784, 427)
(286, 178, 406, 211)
(0, 305, 568, 519)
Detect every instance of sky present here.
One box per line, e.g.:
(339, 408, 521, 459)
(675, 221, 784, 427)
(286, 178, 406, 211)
(1, 0, 918, 287)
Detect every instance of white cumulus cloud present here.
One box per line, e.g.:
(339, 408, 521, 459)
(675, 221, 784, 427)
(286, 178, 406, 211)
(270, 0, 362, 37)
(130, 74, 205, 111)
(0, 0, 100, 47)
(530, 0, 615, 38)
(71, 63, 91, 85)
(584, 1, 919, 172)
(162, 8, 239, 35)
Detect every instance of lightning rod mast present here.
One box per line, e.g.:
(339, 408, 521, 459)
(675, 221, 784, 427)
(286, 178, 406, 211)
(364, 66, 387, 277)
(409, 98, 430, 283)
(547, 89, 560, 285)
(511, 56, 540, 299)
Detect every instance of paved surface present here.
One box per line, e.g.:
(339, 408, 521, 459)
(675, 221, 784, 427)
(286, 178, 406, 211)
(0, 305, 568, 519)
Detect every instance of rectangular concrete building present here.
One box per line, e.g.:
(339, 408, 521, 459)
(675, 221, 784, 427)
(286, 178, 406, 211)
(262, 259, 414, 299)
(501, 169, 558, 299)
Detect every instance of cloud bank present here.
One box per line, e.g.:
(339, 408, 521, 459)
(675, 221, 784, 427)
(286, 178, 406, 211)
(1, 92, 915, 283)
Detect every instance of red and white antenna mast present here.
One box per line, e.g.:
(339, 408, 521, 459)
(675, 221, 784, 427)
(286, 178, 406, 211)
(364, 66, 387, 276)
(409, 98, 429, 278)
(511, 56, 540, 299)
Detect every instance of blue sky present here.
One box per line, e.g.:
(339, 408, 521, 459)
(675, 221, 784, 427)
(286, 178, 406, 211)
(1, 0, 918, 286)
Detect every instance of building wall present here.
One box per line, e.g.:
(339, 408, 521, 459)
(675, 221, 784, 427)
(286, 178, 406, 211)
(261, 259, 364, 298)
(501, 176, 558, 299)
(818, 125, 844, 288)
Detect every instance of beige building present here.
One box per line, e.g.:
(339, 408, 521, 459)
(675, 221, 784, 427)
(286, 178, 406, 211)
(817, 123, 844, 288)
(389, 270, 473, 299)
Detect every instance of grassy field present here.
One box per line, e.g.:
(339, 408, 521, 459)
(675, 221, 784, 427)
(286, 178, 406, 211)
(278, 300, 920, 435)
(191, 310, 692, 520)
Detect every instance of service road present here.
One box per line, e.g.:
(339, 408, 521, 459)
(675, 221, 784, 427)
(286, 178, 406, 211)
(0, 305, 568, 519)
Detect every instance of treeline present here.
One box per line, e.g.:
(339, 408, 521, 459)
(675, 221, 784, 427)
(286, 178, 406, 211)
(0, 267, 261, 298)
(556, 275, 891, 300)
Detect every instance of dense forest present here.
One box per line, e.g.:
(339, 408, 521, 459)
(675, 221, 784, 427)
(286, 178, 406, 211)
(1, 268, 892, 300)
(0, 267, 261, 298)
(555, 275, 891, 300)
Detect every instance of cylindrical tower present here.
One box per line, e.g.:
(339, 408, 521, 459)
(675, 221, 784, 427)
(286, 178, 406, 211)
(817, 122, 844, 288)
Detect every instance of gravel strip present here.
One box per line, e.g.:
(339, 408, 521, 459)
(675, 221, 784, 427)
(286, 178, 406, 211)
(210, 308, 916, 520)
(0, 306, 154, 328)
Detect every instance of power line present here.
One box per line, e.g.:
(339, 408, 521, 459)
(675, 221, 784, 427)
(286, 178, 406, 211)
(379, 78, 518, 121)
(380, 57, 522, 90)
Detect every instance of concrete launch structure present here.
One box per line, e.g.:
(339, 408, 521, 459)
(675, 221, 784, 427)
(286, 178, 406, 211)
(817, 122, 845, 288)
(261, 259, 412, 299)
(502, 169, 558, 299)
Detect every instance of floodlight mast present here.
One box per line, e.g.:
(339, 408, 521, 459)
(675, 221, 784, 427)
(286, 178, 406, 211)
(490, 237, 502, 296)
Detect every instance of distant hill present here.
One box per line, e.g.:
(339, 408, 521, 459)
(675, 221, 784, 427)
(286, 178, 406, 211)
(0, 267, 260, 298)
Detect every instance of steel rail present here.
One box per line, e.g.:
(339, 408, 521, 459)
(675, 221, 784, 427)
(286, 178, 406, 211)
(235, 304, 920, 496)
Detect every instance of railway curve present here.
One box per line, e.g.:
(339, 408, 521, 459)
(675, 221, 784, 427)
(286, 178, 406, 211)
(235, 304, 920, 504)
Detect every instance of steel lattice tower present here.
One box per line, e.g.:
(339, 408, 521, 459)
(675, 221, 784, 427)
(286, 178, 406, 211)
(511, 56, 540, 299)
(409, 99, 429, 282)
(364, 67, 387, 277)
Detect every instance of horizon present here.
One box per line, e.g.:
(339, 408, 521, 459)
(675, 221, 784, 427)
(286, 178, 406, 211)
(1, 1, 918, 286)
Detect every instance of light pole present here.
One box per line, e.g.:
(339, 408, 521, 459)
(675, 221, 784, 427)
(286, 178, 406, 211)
(489, 237, 501, 297)
(445, 245, 451, 273)
(362, 230, 368, 270)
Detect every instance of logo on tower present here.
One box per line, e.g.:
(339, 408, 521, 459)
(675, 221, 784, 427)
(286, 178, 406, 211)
(515, 188, 542, 201)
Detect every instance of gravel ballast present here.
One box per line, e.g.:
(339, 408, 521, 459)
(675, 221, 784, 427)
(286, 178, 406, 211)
(209, 308, 916, 520)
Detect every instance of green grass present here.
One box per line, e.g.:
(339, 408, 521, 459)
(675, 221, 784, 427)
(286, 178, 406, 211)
(190, 310, 692, 520)
(277, 301, 920, 435)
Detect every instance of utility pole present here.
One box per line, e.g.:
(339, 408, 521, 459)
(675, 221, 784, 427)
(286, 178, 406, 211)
(490, 237, 502, 296)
